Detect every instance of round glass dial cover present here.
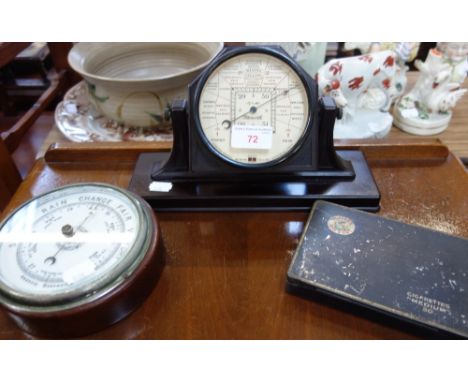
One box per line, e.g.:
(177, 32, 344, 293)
(0, 183, 150, 309)
(198, 52, 310, 165)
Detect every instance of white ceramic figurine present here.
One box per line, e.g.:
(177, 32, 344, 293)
(345, 42, 420, 101)
(317, 50, 399, 139)
(394, 42, 468, 135)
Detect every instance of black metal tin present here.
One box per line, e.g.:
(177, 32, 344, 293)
(287, 201, 468, 338)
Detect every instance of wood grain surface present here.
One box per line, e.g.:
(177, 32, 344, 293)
(0, 140, 466, 339)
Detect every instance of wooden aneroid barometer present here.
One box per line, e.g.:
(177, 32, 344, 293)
(0, 183, 163, 338)
(129, 46, 380, 211)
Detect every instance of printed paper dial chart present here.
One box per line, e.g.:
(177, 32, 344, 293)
(198, 53, 309, 165)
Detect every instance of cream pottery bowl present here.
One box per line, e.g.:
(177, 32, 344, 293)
(68, 42, 223, 127)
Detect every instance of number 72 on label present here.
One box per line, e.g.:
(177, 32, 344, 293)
(231, 125, 273, 150)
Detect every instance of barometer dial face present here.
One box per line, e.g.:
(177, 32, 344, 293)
(0, 184, 151, 310)
(198, 52, 310, 166)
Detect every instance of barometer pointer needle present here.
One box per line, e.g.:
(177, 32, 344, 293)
(223, 89, 292, 129)
(44, 212, 95, 265)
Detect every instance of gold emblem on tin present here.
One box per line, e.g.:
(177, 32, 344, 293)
(327, 215, 355, 235)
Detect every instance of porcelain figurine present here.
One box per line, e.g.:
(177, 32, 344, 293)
(317, 50, 399, 139)
(345, 42, 420, 100)
(394, 43, 468, 135)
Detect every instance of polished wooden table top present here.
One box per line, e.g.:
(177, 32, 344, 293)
(1, 140, 467, 339)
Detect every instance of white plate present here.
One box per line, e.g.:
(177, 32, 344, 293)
(54, 82, 173, 142)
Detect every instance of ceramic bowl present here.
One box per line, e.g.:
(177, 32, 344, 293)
(68, 42, 223, 127)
